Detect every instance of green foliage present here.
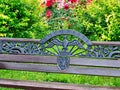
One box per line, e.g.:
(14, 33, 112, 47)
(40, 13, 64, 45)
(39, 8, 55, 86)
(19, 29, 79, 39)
(0, 70, 120, 88)
(46, 8, 75, 31)
(42, 2, 76, 32)
(41, 0, 120, 41)
(0, 0, 119, 40)
(0, 0, 47, 38)
(73, 0, 120, 41)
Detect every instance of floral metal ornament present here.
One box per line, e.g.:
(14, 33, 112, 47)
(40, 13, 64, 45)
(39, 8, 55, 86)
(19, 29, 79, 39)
(40, 30, 92, 70)
(0, 30, 119, 70)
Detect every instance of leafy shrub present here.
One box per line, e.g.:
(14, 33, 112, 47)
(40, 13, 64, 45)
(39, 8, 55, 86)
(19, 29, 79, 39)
(73, 0, 120, 41)
(41, 0, 120, 41)
(0, 0, 119, 41)
(40, 0, 92, 31)
(0, 0, 47, 38)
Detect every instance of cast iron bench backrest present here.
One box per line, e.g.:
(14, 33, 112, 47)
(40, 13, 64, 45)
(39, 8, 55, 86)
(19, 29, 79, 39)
(0, 30, 120, 77)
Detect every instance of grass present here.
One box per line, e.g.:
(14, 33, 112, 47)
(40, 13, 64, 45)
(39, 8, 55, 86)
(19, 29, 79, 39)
(0, 70, 120, 90)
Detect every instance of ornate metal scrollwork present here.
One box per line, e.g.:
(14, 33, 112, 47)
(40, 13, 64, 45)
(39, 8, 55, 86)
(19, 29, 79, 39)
(40, 30, 93, 70)
(0, 30, 120, 70)
(90, 45, 120, 58)
(2, 41, 41, 55)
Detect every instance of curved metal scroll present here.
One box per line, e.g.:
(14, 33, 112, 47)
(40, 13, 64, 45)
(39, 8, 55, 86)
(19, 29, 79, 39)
(2, 41, 41, 55)
(90, 45, 120, 58)
(0, 30, 120, 70)
(40, 30, 93, 70)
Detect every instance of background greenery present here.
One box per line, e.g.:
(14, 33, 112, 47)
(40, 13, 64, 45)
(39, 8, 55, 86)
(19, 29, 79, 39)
(0, 0, 120, 40)
(74, 0, 120, 41)
(0, 0, 47, 38)
(0, 0, 120, 89)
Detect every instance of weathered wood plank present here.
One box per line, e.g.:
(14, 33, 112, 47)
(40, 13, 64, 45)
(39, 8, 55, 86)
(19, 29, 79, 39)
(0, 79, 119, 90)
(0, 38, 120, 46)
(0, 38, 40, 43)
(0, 54, 57, 63)
(71, 57, 120, 68)
(0, 54, 120, 68)
(92, 41, 120, 46)
(0, 62, 120, 77)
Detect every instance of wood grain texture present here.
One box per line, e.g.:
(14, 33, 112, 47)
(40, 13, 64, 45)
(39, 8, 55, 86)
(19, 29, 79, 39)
(0, 79, 120, 90)
(0, 38, 40, 43)
(0, 38, 120, 46)
(0, 54, 57, 63)
(0, 36, 120, 89)
(0, 54, 120, 68)
(92, 41, 120, 46)
(0, 62, 120, 77)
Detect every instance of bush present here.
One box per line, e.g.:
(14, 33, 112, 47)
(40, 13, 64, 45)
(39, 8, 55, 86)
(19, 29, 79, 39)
(73, 0, 120, 41)
(0, 0, 119, 41)
(42, 0, 120, 41)
(41, 0, 90, 32)
(0, 0, 47, 38)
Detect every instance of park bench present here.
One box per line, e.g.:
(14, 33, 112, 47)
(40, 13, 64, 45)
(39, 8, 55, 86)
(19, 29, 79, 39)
(0, 30, 120, 90)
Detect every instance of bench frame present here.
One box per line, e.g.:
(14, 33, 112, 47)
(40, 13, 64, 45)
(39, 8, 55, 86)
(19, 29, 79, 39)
(0, 30, 120, 89)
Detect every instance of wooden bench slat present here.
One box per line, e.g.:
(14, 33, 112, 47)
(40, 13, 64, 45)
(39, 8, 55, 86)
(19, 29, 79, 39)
(1, 38, 120, 45)
(0, 38, 40, 43)
(0, 32, 120, 89)
(0, 78, 119, 90)
(1, 37, 120, 46)
(71, 57, 120, 68)
(0, 54, 120, 68)
(0, 54, 57, 63)
(92, 41, 120, 46)
(0, 62, 120, 77)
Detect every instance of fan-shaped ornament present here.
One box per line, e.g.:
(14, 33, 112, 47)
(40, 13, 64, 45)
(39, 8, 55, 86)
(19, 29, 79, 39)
(40, 30, 92, 70)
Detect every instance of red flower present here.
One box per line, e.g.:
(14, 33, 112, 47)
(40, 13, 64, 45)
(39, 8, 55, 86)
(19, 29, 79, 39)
(64, 3, 69, 10)
(68, 0, 77, 3)
(46, 0, 54, 7)
(52, 0, 56, 3)
(46, 10, 52, 18)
